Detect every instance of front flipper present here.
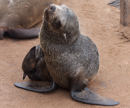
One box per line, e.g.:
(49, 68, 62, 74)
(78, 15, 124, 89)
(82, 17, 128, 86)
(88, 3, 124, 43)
(71, 87, 119, 106)
(70, 76, 119, 106)
(14, 81, 58, 93)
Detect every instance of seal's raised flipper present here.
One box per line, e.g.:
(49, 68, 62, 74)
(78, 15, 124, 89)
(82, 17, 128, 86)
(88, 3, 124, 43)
(70, 78, 119, 106)
(6, 27, 40, 39)
(14, 81, 58, 93)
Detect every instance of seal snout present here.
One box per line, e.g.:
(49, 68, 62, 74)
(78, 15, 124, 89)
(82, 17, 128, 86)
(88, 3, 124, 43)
(44, 4, 57, 21)
(48, 4, 56, 12)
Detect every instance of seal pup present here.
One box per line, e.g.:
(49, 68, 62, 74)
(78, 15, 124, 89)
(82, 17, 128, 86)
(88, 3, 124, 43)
(15, 4, 119, 106)
(22, 44, 51, 81)
(0, 0, 60, 40)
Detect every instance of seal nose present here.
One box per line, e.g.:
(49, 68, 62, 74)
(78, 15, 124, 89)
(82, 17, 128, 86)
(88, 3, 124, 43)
(50, 6, 56, 11)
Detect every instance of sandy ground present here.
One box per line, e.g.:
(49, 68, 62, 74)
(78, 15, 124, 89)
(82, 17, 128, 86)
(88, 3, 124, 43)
(0, 0, 130, 108)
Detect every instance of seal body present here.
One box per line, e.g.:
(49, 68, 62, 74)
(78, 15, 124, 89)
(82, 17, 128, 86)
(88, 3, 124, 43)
(0, 0, 60, 39)
(0, 0, 60, 28)
(40, 4, 99, 89)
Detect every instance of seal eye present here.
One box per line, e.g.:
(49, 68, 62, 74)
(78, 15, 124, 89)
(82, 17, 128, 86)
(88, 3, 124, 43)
(52, 18, 62, 29)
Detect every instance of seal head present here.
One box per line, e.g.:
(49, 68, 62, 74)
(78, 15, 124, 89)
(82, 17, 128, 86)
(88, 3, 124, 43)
(40, 4, 80, 46)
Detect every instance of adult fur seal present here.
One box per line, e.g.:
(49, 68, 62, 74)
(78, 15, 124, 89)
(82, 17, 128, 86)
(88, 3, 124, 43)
(0, 0, 60, 40)
(15, 4, 119, 106)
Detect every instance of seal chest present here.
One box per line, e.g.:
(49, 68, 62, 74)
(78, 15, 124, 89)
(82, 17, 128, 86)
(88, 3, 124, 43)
(40, 4, 99, 89)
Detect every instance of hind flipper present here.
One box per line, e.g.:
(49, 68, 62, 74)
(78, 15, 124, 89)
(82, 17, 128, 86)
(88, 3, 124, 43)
(7, 27, 40, 39)
(14, 81, 58, 93)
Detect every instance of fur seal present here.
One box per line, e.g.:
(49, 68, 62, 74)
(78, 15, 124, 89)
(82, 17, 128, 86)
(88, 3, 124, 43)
(0, 0, 60, 40)
(15, 4, 119, 106)
(22, 44, 51, 81)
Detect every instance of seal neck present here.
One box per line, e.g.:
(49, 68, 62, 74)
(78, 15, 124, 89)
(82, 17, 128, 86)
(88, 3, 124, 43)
(41, 20, 80, 45)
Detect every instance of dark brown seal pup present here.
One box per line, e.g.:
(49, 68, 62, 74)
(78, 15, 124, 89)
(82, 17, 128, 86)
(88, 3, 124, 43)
(15, 4, 119, 106)
(22, 44, 51, 81)
(0, 0, 60, 40)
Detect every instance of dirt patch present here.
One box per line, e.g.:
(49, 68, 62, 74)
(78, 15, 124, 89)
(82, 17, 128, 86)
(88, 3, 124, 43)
(117, 25, 130, 41)
(0, 0, 130, 108)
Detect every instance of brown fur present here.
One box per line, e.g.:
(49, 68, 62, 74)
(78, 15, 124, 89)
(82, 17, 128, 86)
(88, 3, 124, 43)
(0, 0, 60, 39)
(40, 4, 99, 89)
(22, 45, 51, 81)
